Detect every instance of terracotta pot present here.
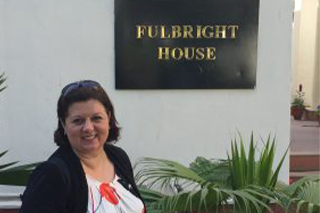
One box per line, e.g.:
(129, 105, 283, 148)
(291, 106, 304, 120)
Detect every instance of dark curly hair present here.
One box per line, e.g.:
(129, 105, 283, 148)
(54, 80, 120, 146)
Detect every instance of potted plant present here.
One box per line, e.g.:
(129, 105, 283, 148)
(291, 84, 306, 120)
(135, 132, 319, 213)
(135, 133, 288, 212)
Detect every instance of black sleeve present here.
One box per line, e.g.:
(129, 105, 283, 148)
(19, 162, 70, 213)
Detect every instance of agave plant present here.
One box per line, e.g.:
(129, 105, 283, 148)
(135, 133, 286, 213)
(0, 73, 40, 186)
(227, 133, 288, 212)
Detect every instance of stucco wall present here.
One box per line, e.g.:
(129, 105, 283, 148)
(292, 0, 320, 109)
(0, 0, 292, 200)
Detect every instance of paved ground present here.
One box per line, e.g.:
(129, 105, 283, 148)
(290, 119, 320, 155)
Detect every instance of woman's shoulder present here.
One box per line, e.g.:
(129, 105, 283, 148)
(29, 155, 70, 185)
(30, 146, 77, 184)
(104, 144, 132, 167)
(31, 160, 60, 177)
(32, 147, 69, 175)
(105, 144, 129, 158)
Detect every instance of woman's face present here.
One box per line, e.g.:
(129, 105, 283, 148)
(64, 99, 110, 156)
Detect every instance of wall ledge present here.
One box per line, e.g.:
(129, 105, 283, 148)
(0, 186, 24, 209)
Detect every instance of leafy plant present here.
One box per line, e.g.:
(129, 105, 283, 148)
(135, 133, 287, 212)
(189, 157, 231, 189)
(275, 175, 320, 213)
(136, 158, 276, 212)
(292, 84, 306, 109)
(0, 72, 6, 92)
(227, 133, 288, 212)
(0, 73, 40, 186)
(0, 150, 39, 186)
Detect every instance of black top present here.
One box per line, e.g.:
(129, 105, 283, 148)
(20, 143, 144, 213)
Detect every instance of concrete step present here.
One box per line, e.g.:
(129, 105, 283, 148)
(290, 171, 320, 182)
(290, 153, 320, 172)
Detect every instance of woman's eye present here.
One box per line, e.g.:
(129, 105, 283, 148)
(72, 119, 83, 125)
(92, 116, 102, 121)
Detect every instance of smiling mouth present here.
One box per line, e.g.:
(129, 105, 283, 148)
(82, 135, 97, 140)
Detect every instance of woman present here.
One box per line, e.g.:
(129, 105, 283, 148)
(20, 80, 145, 213)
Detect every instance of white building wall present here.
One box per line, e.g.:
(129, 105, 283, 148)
(0, 0, 292, 199)
(292, 0, 320, 109)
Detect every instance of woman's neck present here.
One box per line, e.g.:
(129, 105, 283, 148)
(78, 150, 106, 168)
(75, 149, 115, 183)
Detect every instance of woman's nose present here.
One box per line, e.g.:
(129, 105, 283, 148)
(82, 119, 94, 131)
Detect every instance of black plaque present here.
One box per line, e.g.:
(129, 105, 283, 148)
(115, 0, 259, 89)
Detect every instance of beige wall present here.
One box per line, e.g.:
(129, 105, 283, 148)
(293, 0, 320, 109)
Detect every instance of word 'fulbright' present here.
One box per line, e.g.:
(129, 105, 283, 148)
(136, 24, 239, 39)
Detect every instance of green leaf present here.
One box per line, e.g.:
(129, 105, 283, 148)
(189, 157, 230, 188)
(0, 170, 33, 186)
(135, 132, 289, 213)
(0, 73, 7, 93)
(276, 175, 320, 212)
(0, 161, 19, 170)
(0, 149, 41, 185)
(247, 133, 255, 185)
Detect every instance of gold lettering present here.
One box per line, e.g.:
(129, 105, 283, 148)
(158, 47, 170, 60)
(196, 25, 202, 38)
(183, 25, 194, 38)
(195, 47, 205, 60)
(171, 25, 182, 38)
(228, 25, 239, 39)
(215, 25, 227, 39)
(160, 25, 171, 39)
(171, 47, 183, 60)
(202, 26, 214, 38)
(147, 25, 158, 38)
(136, 24, 240, 39)
(184, 47, 195, 60)
(136, 25, 147, 39)
(158, 47, 216, 61)
(206, 47, 216, 60)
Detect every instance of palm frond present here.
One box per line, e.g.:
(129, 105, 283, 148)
(296, 180, 320, 205)
(277, 175, 320, 213)
(0, 150, 41, 186)
(189, 156, 230, 188)
(0, 161, 19, 170)
(142, 185, 275, 213)
(135, 157, 208, 191)
(294, 180, 320, 213)
(138, 185, 166, 203)
(0, 72, 7, 93)
(135, 132, 289, 212)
